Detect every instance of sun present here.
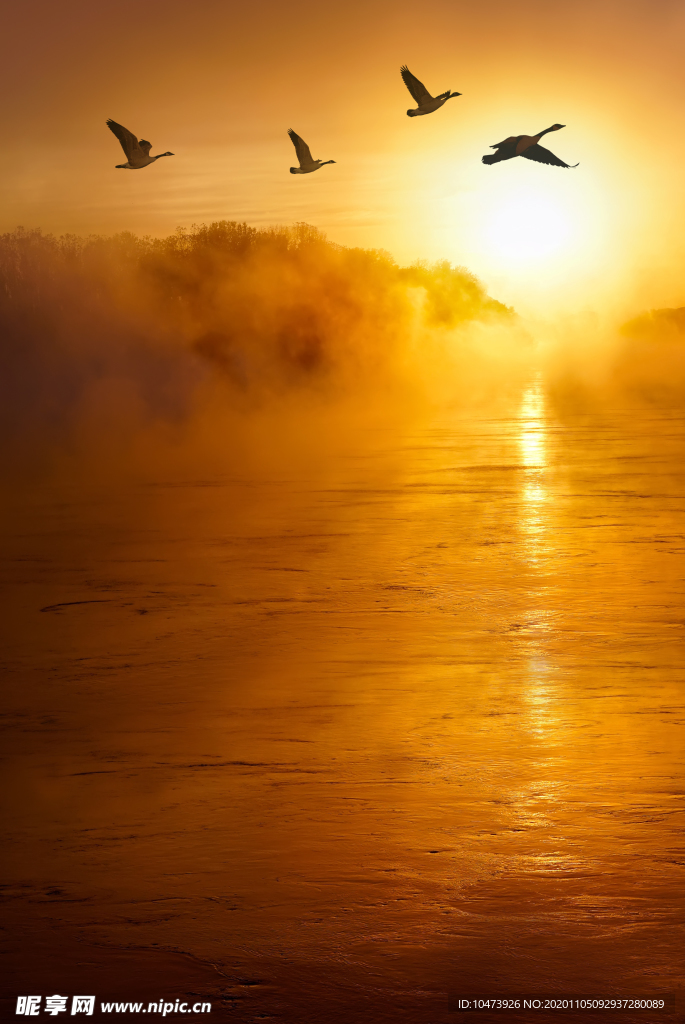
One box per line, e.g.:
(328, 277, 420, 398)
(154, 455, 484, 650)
(440, 166, 619, 307)
(483, 186, 574, 262)
(404, 146, 622, 308)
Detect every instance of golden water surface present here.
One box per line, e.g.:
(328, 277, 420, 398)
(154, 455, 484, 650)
(2, 379, 684, 1021)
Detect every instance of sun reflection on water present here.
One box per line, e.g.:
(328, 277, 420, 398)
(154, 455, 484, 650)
(517, 377, 556, 742)
(523, 675, 556, 738)
(518, 376, 548, 563)
(519, 377, 547, 469)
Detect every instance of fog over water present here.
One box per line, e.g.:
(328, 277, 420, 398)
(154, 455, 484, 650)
(1, 225, 684, 1021)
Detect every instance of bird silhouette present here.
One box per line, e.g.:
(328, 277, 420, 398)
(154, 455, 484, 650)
(106, 120, 174, 169)
(288, 130, 336, 174)
(482, 124, 578, 167)
(400, 66, 461, 117)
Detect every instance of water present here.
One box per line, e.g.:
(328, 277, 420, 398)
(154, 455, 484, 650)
(1, 379, 684, 1021)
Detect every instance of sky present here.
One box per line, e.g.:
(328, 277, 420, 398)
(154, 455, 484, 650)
(2, 0, 685, 315)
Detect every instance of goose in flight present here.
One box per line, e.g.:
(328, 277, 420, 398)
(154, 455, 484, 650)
(400, 66, 461, 117)
(106, 119, 174, 169)
(288, 130, 335, 174)
(482, 124, 578, 167)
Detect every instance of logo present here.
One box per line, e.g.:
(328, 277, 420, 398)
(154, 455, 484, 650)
(16, 996, 95, 1016)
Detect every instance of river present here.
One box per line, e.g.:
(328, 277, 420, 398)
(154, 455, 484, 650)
(2, 376, 683, 1021)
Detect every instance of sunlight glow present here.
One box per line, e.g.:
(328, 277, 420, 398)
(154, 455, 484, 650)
(484, 190, 572, 261)
(427, 160, 624, 311)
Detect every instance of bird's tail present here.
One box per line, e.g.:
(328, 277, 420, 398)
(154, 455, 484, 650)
(481, 153, 501, 165)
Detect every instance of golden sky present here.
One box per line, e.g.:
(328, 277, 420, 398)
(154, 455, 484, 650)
(2, 0, 685, 313)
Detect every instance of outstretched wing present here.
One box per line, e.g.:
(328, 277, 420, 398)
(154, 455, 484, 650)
(288, 129, 313, 166)
(521, 143, 577, 167)
(491, 136, 517, 149)
(106, 120, 140, 161)
(400, 66, 433, 104)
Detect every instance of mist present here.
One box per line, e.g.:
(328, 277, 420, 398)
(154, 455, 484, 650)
(0, 222, 527, 485)
(5, 220, 685, 499)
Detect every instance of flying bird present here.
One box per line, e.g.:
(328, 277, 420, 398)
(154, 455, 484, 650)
(482, 124, 578, 167)
(400, 66, 461, 117)
(106, 120, 174, 169)
(288, 130, 336, 174)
